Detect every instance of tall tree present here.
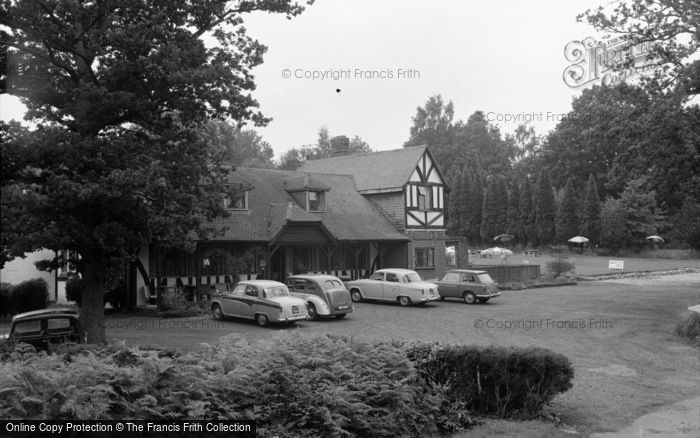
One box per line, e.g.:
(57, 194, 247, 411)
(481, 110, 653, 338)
(480, 176, 508, 242)
(446, 170, 464, 237)
(518, 177, 534, 245)
(199, 120, 275, 168)
(278, 127, 372, 170)
(555, 178, 579, 242)
(506, 181, 521, 238)
(460, 169, 483, 245)
(0, 0, 311, 342)
(532, 171, 556, 245)
(580, 174, 602, 245)
(600, 178, 660, 250)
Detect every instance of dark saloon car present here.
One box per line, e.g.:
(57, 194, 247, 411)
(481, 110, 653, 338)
(432, 269, 500, 304)
(286, 275, 354, 320)
(3, 308, 86, 350)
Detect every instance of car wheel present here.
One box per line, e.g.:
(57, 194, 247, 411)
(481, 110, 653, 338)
(307, 303, 317, 320)
(439, 296, 446, 301)
(398, 296, 411, 307)
(255, 314, 269, 327)
(477, 298, 489, 304)
(335, 313, 347, 319)
(463, 292, 477, 304)
(350, 289, 362, 302)
(211, 304, 223, 320)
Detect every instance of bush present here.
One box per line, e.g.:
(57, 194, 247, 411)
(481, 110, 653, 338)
(675, 311, 700, 347)
(10, 278, 49, 314)
(0, 335, 477, 437)
(0, 283, 13, 316)
(405, 343, 574, 418)
(545, 260, 576, 278)
(65, 275, 84, 305)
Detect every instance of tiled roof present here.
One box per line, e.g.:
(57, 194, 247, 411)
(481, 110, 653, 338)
(206, 168, 408, 242)
(298, 146, 427, 193)
(283, 174, 331, 192)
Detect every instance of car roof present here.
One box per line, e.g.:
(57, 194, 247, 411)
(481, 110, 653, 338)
(375, 268, 420, 275)
(238, 280, 287, 288)
(445, 269, 487, 274)
(288, 275, 343, 282)
(11, 308, 80, 323)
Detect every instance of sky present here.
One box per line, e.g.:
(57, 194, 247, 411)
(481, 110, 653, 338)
(0, 0, 611, 159)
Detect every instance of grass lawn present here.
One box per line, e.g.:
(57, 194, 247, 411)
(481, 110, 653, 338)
(471, 251, 700, 276)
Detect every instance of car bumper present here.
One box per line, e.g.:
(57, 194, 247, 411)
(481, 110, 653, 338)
(420, 294, 442, 302)
(476, 291, 500, 299)
(277, 315, 309, 322)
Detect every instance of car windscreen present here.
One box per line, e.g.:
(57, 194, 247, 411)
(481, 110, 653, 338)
(13, 320, 42, 335)
(478, 274, 495, 284)
(47, 318, 74, 333)
(263, 286, 290, 298)
(404, 273, 422, 283)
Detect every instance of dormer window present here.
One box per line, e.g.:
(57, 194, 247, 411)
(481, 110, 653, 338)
(307, 190, 325, 211)
(284, 174, 330, 212)
(224, 190, 248, 210)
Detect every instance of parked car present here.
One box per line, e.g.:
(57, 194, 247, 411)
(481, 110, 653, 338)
(210, 280, 309, 327)
(346, 268, 440, 306)
(286, 275, 353, 320)
(3, 308, 86, 350)
(432, 269, 500, 304)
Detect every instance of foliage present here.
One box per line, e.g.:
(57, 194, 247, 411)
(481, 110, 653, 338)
(446, 170, 464, 237)
(278, 127, 372, 170)
(579, 0, 700, 93)
(675, 311, 700, 348)
(531, 171, 556, 246)
(404, 342, 574, 419)
(9, 278, 49, 314)
(0, 283, 13, 317)
(480, 177, 508, 241)
(403, 96, 516, 179)
(580, 174, 602, 245)
(198, 120, 275, 168)
(518, 177, 534, 245)
(669, 200, 700, 250)
(600, 178, 660, 250)
(0, 335, 476, 437)
(65, 276, 84, 305)
(555, 179, 579, 242)
(461, 169, 484, 244)
(0, 0, 312, 342)
(505, 180, 521, 238)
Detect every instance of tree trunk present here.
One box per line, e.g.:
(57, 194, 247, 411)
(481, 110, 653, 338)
(80, 248, 107, 343)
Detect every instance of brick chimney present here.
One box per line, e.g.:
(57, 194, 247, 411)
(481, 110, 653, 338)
(330, 135, 350, 157)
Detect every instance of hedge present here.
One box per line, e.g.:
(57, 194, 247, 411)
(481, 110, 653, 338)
(405, 342, 574, 418)
(8, 278, 49, 314)
(0, 336, 574, 436)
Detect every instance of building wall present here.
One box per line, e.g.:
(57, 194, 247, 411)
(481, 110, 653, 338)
(406, 230, 450, 280)
(364, 191, 405, 231)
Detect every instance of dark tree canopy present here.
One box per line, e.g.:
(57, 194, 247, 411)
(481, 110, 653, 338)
(0, 0, 312, 342)
(278, 126, 371, 170)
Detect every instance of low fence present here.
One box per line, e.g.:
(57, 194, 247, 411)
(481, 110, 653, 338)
(475, 264, 541, 284)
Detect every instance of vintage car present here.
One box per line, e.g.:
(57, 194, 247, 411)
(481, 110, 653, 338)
(210, 280, 309, 327)
(432, 269, 500, 304)
(3, 308, 86, 350)
(346, 268, 440, 306)
(286, 275, 353, 320)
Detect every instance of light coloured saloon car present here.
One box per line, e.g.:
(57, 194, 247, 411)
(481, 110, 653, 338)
(346, 268, 440, 306)
(211, 280, 309, 327)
